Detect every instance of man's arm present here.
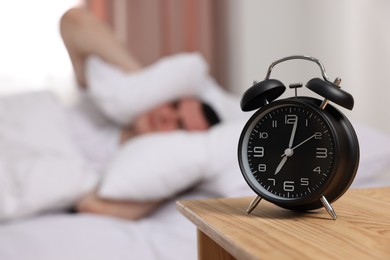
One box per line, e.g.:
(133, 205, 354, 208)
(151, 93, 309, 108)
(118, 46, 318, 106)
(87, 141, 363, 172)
(76, 192, 162, 220)
(60, 8, 141, 88)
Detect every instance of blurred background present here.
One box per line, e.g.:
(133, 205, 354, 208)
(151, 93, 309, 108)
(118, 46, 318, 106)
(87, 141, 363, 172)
(1, 0, 389, 134)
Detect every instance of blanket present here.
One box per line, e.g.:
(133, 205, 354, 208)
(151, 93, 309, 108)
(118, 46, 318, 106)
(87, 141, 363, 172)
(0, 92, 98, 221)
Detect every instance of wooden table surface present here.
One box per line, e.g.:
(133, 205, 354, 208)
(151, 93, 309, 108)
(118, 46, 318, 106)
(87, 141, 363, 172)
(177, 187, 390, 260)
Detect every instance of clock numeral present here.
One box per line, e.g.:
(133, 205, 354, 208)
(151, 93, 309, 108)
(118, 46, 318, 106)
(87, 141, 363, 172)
(316, 148, 328, 158)
(259, 132, 268, 139)
(268, 178, 276, 186)
(314, 132, 322, 139)
(258, 164, 266, 172)
(253, 147, 264, 157)
(313, 166, 321, 174)
(301, 178, 309, 186)
(285, 114, 298, 125)
(283, 181, 295, 191)
(272, 120, 278, 128)
(305, 119, 309, 127)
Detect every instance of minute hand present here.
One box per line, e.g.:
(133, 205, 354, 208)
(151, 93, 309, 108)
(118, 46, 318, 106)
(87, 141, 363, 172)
(288, 117, 298, 148)
(291, 134, 316, 151)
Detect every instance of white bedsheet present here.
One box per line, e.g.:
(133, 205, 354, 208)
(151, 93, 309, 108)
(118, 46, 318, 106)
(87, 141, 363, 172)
(0, 188, 246, 260)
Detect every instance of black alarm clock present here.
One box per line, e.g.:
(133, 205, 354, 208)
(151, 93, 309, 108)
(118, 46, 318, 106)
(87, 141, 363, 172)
(237, 55, 359, 220)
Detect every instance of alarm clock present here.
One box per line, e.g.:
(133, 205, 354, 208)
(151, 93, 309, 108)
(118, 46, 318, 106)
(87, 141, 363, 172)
(237, 55, 359, 220)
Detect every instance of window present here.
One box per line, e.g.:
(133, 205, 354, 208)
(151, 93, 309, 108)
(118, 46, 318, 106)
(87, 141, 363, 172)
(0, 0, 80, 98)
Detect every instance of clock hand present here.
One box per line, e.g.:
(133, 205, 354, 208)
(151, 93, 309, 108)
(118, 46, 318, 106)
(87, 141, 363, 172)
(276, 117, 298, 175)
(291, 134, 316, 151)
(276, 133, 316, 175)
(279, 133, 316, 175)
(274, 156, 288, 175)
(288, 117, 298, 148)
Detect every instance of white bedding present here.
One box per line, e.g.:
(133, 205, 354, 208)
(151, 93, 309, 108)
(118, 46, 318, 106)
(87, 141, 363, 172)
(0, 122, 389, 260)
(0, 53, 253, 259)
(0, 53, 247, 220)
(0, 92, 98, 221)
(0, 190, 210, 260)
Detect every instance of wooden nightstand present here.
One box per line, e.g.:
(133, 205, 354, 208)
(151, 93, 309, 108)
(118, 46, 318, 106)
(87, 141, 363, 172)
(177, 187, 390, 259)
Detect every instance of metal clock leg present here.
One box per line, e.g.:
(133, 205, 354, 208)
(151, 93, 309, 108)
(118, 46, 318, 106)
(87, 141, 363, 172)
(320, 196, 337, 220)
(246, 196, 262, 214)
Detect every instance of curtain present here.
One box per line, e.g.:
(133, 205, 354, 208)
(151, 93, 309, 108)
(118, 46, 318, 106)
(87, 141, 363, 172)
(85, 0, 226, 87)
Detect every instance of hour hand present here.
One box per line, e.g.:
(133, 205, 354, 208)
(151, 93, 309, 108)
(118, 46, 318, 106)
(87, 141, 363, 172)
(274, 156, 288, 175)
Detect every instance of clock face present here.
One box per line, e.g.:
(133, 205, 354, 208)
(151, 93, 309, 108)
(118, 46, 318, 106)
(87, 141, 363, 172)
(238, 100, 337, 204)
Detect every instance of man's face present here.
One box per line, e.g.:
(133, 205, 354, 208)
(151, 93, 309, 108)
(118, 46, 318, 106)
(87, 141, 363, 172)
(133, 97, 209, 135)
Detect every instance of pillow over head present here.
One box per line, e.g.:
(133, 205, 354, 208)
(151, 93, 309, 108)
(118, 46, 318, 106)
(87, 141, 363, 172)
(86, 53, 245, 125)
(86, 53, 209, 125)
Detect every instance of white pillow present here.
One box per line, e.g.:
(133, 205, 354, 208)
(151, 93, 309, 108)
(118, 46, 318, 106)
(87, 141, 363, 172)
(85, 52, 245, 125)
(86, 53, 210, 125)
(0, 92, 98, 221)
(98, 120, 247, 201)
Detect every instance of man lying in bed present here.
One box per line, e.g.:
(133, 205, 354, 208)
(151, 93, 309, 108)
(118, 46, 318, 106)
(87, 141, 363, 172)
(60, 8, 222, 220)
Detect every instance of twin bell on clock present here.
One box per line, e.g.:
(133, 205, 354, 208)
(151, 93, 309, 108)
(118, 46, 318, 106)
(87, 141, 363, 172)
(237, 55, 360, 220)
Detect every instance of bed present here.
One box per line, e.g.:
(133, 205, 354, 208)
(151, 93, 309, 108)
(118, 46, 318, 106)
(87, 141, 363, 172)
(0, 190, 215, 260)
(1, 121, 389, 260)
(1, 54, 389, 260)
